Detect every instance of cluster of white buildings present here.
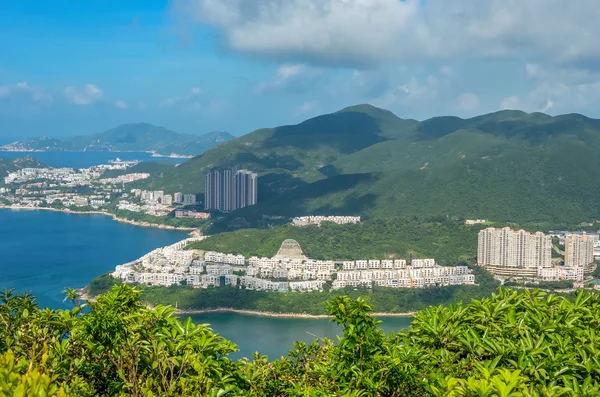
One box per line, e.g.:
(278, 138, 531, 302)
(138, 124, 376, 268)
(115, 190, 200, 217)
(98, 173, 150, 185)
(0, 160, 148, 210)
(206, 240, 474, 291)
(478, 227, 596, 282)
(292, 215, 361, 226)
(333, 259, 473, 289)
(4, 167, 101, 185)
(112, 238, 214, 287)
(110, 238, 476, 292)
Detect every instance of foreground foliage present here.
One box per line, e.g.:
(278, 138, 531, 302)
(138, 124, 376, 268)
(1, 286, 600, 396)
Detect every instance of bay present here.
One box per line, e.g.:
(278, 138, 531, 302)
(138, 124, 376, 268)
(0, 209, 188, 309)
(0, 151, 186, 168)
(185, 312, 413, 360)
(0, 208, 413, 359)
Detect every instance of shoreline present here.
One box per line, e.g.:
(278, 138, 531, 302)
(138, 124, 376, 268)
(0, 205, 198, 232)
(175, 307, 416, 319)
(0, 149, 192, 159)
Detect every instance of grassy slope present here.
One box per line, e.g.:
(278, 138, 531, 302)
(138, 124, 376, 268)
(144, 105, 600, 226)
(189, 218, 479, 264)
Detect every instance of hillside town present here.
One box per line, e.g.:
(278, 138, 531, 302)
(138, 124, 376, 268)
(111, 238, 476, 292)
(0, 160, 205, 218)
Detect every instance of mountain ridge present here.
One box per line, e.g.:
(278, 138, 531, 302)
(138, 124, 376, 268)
(0, 123, 234, 157)
(123, 105, 600, 227)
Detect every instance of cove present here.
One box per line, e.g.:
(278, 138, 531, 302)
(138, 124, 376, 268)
(0, 209, 188, 309)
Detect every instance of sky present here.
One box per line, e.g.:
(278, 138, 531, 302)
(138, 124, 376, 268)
(2, 0, 600, 141)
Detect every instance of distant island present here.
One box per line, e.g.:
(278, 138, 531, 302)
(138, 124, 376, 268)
(0, 123, 234, 157)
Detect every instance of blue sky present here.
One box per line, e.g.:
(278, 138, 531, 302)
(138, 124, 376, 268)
(2, 0, 600, 140)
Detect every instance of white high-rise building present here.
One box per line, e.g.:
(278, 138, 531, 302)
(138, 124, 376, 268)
(477, 227, 551, 269)
(564, 235, 594, 268)
(204, 167, 257, 212)
(174, 192, 183, 203)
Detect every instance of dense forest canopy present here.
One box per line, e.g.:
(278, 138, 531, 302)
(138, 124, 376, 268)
(2, 285, 600, 396)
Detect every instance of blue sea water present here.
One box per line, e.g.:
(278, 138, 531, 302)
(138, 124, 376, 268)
(0, 209, 188, 309)
(0, 208, 412, 359)
(0, 151, 186, 168)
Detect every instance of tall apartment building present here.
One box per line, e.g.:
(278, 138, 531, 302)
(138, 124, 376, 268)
(204, 167, 257, 212)
(233, 169, 258, 210)
(174, 192, 183, 203)
(564, 235, 594, 267)
(477, 227, 551, 269)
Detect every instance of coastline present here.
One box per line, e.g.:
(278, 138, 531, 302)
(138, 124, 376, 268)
(0, 149, 192, 159)
(175, 307, 416, 319)
(0, 205, 198, 231)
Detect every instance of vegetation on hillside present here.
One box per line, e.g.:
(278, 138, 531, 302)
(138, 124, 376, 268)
(3, 285, 600, 395)
(190, 218, 480, 264)
(141, 105, 600, 225)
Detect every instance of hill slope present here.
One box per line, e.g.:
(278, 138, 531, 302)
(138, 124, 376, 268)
(0, 156, 47, 184)
(141, 106, 600, 226)
(0, 124, 234, 157)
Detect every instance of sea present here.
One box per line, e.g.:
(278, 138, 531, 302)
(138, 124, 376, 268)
(0, 151, 186, 168)
(0, 152, 412, 359)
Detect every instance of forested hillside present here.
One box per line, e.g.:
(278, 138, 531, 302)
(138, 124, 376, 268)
(140, 105, 600, 227)
(3, 285, 600, 395)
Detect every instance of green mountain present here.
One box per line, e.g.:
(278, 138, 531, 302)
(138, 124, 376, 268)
(0, 155, 47, 184)
(0, 124, 234, 157)
(140, 105, 600, 226)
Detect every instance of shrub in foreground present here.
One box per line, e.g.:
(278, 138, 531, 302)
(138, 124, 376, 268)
(1, 286, 600, 396)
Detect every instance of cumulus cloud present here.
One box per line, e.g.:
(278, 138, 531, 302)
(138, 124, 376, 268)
(176, 0, 600, 68)
(191, 87, 201, 95)
(0, 81, 52, 102)
(457, 92, 479, 111)
(64, 84, 103, 105)
(115, 100, 129, 109)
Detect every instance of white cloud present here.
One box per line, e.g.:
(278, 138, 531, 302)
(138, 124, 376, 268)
(0, 81, 52, 102)
(500, 96, 520, 110)
(115, 100, 129, 109)
(178, 0, 600, 68)
(254, 64, 321, 94)
(191, 87, 201, 95)
(64, 84, 103, 105)
(457, 92, 479, 111)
